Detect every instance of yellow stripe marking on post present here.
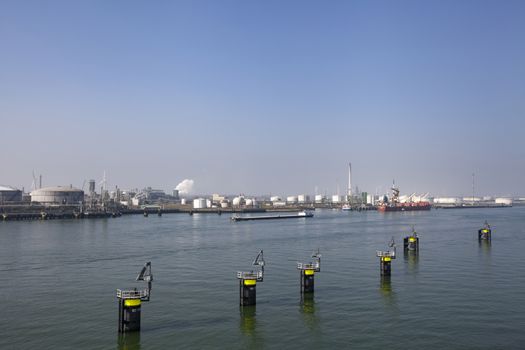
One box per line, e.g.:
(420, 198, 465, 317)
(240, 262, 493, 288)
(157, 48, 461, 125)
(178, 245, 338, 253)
(244, 279, 256, 286)
(304, 269, 315, 276)
(382, 257, 391, 262)
(124, 299, 141, 307)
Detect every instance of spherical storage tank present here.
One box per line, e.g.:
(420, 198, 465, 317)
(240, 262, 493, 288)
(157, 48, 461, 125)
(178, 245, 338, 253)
(0, 185, 23, 202)
(30, 186, 84, 204)
(232, 196, 245, 206)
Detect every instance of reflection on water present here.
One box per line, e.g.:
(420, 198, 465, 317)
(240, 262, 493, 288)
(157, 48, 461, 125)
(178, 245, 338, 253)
(379, 276, 398, 312)
(478, 240, 492, 267)
(403, 250, 419, 273)
(117, 332, 141, 350)
(479, 240, 491, 254)
(300, 294, 319, 331)
(240, 306, 257, 336)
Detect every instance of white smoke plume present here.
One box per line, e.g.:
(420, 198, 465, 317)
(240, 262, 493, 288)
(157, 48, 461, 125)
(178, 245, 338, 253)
(175, 179, 194, 194)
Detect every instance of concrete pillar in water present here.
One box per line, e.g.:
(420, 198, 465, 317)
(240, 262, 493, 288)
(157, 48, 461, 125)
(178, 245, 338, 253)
(239, 278, 257, 306)
(377, 238, 396, 276)
(118, 297, 141, 332)
(380, 256, 392, 276)
(403, 228, 419, 252)
(116, 262, 153, 333)
(478, 221, 491, 241)
(237, 250, 265, 306)
(301, 269, 315, 293)
(297, 249, 321, 294)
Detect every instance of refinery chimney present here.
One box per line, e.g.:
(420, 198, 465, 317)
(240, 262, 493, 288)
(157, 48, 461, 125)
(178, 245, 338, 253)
(348, 163, 352, 197)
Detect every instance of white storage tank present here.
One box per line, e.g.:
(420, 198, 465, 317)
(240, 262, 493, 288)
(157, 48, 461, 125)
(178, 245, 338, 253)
(434, 197, 460, 204)
(495, 198, 513, 205)
(232, 196, 245, 207)
(30, 186, 84, 204)
(366, 194, 374, 205)
(331, 195, 341, 203)
(287, 196, 298, 204)
(220, 201, 229, 208)
(181, 198, 187, 205)
(462, 197, 481, 202)
(206, 199, 212, 208)
(297, 194, 310, 203)
(314, 194, 324, 203)
(193, 198, 206, 209)
(270, 196, 281, 202)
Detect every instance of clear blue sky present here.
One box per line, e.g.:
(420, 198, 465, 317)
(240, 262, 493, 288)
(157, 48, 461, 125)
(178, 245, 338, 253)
(1, 0, 524, 196)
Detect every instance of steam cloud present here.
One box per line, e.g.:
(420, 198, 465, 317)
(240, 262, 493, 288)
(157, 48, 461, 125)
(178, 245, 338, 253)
(175, 179, 194, 194)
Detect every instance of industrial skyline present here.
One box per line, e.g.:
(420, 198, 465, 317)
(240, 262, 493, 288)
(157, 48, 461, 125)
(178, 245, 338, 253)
(2, 1, 524, 196)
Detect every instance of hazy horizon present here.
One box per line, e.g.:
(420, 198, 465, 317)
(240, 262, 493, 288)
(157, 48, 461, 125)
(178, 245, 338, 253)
(2, 1, 524, 197)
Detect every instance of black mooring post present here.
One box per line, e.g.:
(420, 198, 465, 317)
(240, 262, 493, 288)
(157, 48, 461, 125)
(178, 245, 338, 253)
(300, 269, 315, 293)
(377, 239, 395, 276)
(237, 250, 265, 307)
(117, 262, 153, 333)
(118, 297, 142, 332)
(298, 249, 321, 294)
(240, 279, 257, 306)
(380, 257, 392, 276)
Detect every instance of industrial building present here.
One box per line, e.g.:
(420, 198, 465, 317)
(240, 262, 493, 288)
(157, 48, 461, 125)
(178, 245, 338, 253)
(0, 185, 23, 203)
(30, 186, 84, 204)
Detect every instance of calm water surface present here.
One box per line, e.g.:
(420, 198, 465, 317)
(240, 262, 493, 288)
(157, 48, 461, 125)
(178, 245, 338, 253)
(2, 207, 525, 349)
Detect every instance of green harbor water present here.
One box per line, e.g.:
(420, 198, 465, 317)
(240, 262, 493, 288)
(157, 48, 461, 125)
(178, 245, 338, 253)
(2, 207, 525, 349)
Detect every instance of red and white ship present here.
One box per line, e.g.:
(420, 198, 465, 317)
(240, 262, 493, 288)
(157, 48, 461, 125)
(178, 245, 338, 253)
(377, 183, 431, 212)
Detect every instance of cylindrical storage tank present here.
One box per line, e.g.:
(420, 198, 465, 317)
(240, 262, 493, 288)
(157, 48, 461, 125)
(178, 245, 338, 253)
(462, 197, 481, 202)
(30, 186, 84, 204)
(206, 199, 212, 208)
(270, 196, 281, 202)
(0, 186, 23, 202)
(495, 198, 512, 205)
(331, 195, 341, 203)
(220, 201, 229, 208)
(434, 197, 460, 204)
(232, 196, 245, 207)
(181, 198, 187, 205)
(193, 198, 206, 209)
(314, 195, 323, 203)
(366, 194, 374, 205)
(245, 199, 253, 207)
(287, 196, 298, 204)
